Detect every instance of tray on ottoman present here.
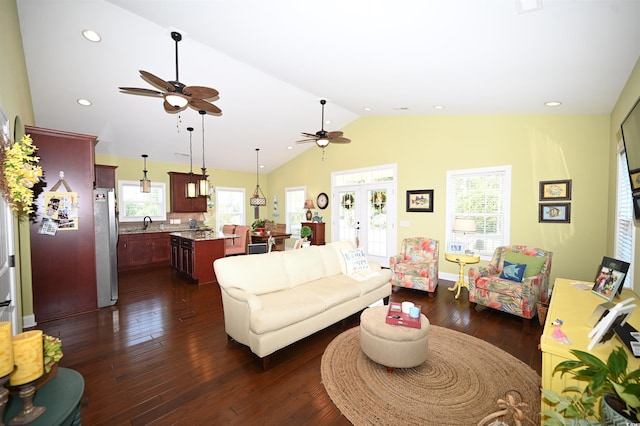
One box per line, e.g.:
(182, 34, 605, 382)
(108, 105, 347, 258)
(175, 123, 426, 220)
(385, 301, 422, 328)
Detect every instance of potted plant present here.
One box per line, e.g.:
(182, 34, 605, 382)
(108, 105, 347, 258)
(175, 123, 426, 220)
(542, 346, 640, 425)
(251, 218, 271, 233)
(300, 225, 312, 241)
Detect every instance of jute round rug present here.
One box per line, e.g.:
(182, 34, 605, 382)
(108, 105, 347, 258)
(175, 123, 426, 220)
(321, 326, 541, 425)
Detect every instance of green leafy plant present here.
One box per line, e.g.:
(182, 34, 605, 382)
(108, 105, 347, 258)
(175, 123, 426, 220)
(541, 386, 600, 425)
(542, 346, 640, 424)
(300, 225, 312, 240)
(43, 334, 63, 373)
(251, 218, 272, 230)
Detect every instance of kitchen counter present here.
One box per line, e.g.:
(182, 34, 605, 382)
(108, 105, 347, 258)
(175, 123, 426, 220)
(170, 231, 236, 241)
(118, 225, 209, 235)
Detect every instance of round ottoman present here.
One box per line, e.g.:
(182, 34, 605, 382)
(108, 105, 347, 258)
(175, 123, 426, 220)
(359, 305, 430, 372)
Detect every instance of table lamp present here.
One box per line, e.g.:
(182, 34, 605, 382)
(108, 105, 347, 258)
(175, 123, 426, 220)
(304, 199, 315, 221)
(452, 217, 476, 253)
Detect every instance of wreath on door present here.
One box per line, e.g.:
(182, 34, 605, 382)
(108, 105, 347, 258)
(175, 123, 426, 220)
(371, 191, 386, 211)
(341, 193, 355, 209)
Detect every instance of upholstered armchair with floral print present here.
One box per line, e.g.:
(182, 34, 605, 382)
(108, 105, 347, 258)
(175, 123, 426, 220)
(468, 245, 552, 320)
(390, 237, 439, 295)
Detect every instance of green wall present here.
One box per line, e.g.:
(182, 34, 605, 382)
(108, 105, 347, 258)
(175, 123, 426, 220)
(270, 114, 612, 287)
(0, 0, 35, 325)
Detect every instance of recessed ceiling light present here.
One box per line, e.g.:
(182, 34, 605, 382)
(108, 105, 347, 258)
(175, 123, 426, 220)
(260, 165, 265, 169)
(287, 145, 293, 150)
(77, 99, 92, 106)
(363, 107, 372, 112)
(545, 101, 562, 107)
(325, 120, 331, 126)
(392, 107, 410, 111)
(174, 152, 189, 157)
(82, 29, 101, 42)
(433, 105, 445, 110)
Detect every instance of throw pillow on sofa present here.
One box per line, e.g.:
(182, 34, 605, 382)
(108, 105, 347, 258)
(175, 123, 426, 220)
(341, 248, 370, 275)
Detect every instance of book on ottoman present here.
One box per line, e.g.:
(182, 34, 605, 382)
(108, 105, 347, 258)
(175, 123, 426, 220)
(385, 302, 422, 328)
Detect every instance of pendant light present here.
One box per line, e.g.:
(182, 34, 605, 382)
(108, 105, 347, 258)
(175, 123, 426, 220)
(249, 148, 266, 206)
(140, 154, 151, 193)
(198, 110, 209, 197)
(186, 126, 198, 198)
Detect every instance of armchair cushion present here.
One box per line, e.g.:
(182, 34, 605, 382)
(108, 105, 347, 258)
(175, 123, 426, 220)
(503, 251, 546, 277)
(499, 261, 527, 282)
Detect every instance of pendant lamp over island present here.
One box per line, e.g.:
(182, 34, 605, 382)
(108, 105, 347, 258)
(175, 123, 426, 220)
(186, 126, 198, 198)
(198, 110, 209, 197)
(249, 148, 266, 207)
(140, 154, 151, 193)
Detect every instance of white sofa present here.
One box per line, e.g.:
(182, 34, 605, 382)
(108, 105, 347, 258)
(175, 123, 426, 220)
(213, 241, 392, 365)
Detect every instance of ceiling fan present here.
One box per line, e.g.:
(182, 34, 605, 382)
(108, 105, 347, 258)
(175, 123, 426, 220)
(296, 99, 350, 148)
(119, 31, 221, 115)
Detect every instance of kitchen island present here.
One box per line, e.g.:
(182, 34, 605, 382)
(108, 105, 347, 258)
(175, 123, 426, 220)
(170, 231, 235, 284)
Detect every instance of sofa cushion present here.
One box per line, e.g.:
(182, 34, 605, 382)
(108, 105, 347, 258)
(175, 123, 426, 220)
(282, 246, 328, 287)
(251, 290, 326, 334)
(341, 248, 370, 274)
(504, 251, 546, 277)
(214, 252, 291, 294)
(499, 260, 526, 282)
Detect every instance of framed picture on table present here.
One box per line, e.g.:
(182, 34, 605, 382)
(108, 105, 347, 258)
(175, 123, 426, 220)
(588, 299, 636, 350)
(447, 242, 464, 254)
(591, 256, 630, 301)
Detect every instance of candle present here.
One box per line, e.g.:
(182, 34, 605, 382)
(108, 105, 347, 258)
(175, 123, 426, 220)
(9, 330, 43, 386)
(0, 322, 13, 377)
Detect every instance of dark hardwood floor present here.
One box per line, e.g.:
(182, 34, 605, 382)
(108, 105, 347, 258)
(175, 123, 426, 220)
(34, 266, 542, 425)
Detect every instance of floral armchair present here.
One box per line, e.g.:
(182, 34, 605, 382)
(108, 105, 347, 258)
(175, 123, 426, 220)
(468, 245, 552, 320)
(390, 237, 439, 294)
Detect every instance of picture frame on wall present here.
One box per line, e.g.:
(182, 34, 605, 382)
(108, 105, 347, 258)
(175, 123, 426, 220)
(591, 256, 630, 301)
(538, 203, 571, 223)
(539, 179, 572, 201)
(634, 194, 640, 220)
(406, 189, 434, 212)
(629, 169, 640, 191)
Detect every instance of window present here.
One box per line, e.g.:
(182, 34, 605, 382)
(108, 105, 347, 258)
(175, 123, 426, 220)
(616, 146, 635, 288)
(286, 187, 305, 237)
(446, 166, 511, 259)
(215, 187, 246, 232)
(117, 180, 166, 222)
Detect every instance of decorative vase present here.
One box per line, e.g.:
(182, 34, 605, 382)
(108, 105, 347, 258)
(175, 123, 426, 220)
(601, 393, 637, 425)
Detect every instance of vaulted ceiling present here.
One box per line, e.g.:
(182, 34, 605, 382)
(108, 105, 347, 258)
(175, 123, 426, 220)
(16, 0, 640, 173)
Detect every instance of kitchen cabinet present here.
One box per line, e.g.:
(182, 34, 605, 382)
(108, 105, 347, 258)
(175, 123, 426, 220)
(117, 232, 170, 271)
(27, 126, 98, 322)
(94, 164, 117, 188)
(301, 222, 325, 245)
(168, 172, 207, 213)
(170, 233, 226, 284)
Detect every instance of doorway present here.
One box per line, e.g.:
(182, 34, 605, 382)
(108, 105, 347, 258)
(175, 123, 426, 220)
(331, 164, 397, 267)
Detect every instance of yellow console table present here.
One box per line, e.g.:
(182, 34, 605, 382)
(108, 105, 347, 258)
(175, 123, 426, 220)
(445, 253, 480, 299)
(540, 278, 640, 413)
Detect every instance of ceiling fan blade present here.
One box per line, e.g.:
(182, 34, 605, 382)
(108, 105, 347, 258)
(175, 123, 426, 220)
(325, 131, 344, 139)
(119, 87, 163, 97)
(330, 137, 351, 144)
(189, 98, 222, 115)
(163, 100, 186, 114)
(296, 139, 316, 144)
(140, 70, 174, 92)
(301, 132, 320, 139)
(184, 86, 219, 100)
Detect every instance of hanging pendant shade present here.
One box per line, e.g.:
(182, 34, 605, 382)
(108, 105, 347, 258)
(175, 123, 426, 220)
(250, 148, 266, 206)
(186, 126, 198, 198)
(198, 110, 209, 197)
(140, 154, 151, 193)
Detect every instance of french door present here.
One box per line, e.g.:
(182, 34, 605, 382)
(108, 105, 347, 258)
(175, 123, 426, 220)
(332, 183, 396, 267)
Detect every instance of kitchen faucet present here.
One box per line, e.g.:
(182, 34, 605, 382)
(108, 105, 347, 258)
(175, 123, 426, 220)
(143, 216, 152, 231)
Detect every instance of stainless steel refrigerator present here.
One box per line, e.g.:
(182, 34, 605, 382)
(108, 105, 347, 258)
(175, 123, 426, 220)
(94, 188, 118, 307)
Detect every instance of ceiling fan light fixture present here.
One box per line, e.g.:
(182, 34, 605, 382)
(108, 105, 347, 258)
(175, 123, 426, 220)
(165, 93, 189, 108)
(316, 139, 329, 147)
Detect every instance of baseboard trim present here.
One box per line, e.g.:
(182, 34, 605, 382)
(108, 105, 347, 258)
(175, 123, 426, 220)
(22, 314, 36, 329)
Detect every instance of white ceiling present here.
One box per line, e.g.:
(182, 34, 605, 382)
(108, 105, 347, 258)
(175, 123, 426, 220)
(16, 0, 640, 173)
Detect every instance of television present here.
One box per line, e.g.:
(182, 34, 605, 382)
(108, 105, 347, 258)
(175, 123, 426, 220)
(621, 96, 640, 218)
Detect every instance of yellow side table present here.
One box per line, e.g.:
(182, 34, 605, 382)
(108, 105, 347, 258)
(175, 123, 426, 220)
(445, 253, 480, 299)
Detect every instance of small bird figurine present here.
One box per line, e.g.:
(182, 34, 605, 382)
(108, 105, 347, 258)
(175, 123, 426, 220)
(551, 319, 571, 344)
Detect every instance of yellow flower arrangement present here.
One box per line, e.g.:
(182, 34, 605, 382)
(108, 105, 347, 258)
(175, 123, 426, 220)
(1, 134, 43, 215)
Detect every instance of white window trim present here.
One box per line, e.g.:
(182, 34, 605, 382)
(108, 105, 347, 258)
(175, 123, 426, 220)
(446, 165, 511, 261)
(215, 186, 246, 231)
(117, 180, 167, 222)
